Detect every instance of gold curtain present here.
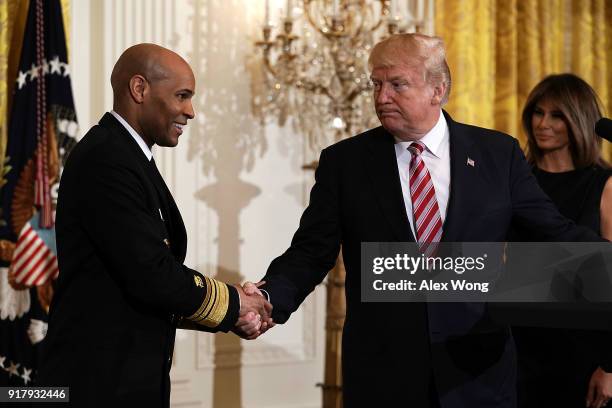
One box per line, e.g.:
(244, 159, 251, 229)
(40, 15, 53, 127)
(0, 0, 70, 176)
(434, 0, 612, 161)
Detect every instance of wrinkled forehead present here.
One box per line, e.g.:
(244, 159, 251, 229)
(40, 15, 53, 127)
(370, 62, 425, 81)
(370, 48, 425, 79)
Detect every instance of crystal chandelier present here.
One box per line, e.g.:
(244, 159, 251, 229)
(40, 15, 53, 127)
(252, 0, 429, 161)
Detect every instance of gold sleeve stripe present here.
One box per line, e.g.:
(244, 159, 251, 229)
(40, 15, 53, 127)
(208, 279, 229, 326)
(193, 279, 218, 324)
(187, 276, 214, 322)
(187, 276, 229, 328)
(190, 278, 217, 324)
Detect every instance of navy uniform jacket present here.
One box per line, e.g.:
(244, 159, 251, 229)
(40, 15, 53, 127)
(37, 113, 239, 407)
(261, 111, 603, 408)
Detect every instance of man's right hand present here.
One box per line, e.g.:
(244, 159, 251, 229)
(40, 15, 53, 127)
(232, 283, 274, 339)
(243, 281, 275, 331)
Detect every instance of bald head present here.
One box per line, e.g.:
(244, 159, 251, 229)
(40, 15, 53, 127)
(110, 43, 196, 148)
(111, 43, 191, 107)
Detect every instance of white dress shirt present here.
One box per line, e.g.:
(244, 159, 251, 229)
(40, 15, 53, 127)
(110, 110, 153, 161)
(394, 111, 450, 240)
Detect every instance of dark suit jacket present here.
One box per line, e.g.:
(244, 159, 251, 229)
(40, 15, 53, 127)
(262, 112, 602, 408)
(37, 113, 239, 408)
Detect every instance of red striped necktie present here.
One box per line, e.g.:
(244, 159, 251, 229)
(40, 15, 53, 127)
(408, 141, 442, 256)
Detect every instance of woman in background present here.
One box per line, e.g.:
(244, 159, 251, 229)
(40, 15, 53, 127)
(514, 73, 612, 408)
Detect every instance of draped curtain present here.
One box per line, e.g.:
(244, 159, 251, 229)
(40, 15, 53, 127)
(435, 0, 612, 161)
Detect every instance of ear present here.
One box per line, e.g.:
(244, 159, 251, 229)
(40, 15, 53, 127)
(128, 75, 148, 104)
(430, 82, 446, 105)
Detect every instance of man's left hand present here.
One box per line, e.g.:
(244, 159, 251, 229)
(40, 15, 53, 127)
(586, 367, 612, 408)
(232, 311, 262, 340)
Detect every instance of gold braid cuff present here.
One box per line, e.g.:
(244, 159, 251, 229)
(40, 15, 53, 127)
(186, 276, 229, 328)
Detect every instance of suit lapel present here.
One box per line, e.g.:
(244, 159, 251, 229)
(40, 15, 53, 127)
(441, 111, 480, 242)
(99, 113, 188, 262)
(365, 127, 415, 242)
(148, 161, 188, 262)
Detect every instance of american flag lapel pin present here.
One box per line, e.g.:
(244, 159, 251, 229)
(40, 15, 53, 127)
(467, 157, 475, 167)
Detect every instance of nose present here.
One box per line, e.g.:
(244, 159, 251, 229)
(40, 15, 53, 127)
(534, 113, 549, 129)
(375, 82, 392, 105)
(184, 101, 195, 120)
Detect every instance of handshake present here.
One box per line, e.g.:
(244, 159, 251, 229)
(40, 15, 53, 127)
(232, 281, 275, 340)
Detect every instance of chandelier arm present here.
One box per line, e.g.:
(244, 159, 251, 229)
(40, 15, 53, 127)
(261, 51, 279, 77)
(367, 0, 390, 33)
(300, 79, 336, 103)
(303, 0, 336, 37)
(348, 32, 365, 51)
(344, 84, 369, 104)
(368, 19, 384, 33)
(344, 0, 366, 38)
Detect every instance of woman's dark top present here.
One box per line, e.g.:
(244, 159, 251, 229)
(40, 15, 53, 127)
(533, 166, 609, 234)
(514, 165, 611, 407)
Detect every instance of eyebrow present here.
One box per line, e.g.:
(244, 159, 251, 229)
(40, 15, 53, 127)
(534, 104, 561, 112)
(177, 89, 195, 96)
(370, 76, 407, 82)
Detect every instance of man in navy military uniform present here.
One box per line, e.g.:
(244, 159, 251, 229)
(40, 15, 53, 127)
(38, 44, 271, 407)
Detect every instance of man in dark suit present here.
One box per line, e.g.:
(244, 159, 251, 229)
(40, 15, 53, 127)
(245, 34, 604, 407)
(37, 44, 272, 407)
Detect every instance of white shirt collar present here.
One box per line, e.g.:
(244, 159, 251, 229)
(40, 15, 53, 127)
(110, 110, 153, 161)
(394, 110, 447, 157)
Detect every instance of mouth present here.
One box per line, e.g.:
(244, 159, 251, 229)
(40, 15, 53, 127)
(173, 122, 185, 135)
(378, 111, 400, 119)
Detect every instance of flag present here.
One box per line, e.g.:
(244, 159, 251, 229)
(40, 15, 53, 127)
(10, 212, 59, 287)
(0, 0, 77, 386)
